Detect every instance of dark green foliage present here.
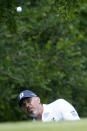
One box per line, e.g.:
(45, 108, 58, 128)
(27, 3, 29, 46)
(0, 0, 87, 121)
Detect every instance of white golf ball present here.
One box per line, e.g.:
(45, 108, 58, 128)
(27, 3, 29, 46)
(16, 6, 22, 12)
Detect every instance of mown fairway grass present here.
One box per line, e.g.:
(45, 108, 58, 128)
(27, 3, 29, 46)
(0, 119, 87, 131)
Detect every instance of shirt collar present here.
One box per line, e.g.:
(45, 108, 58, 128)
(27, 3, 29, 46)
(42, 104, 51, 121)
(43, 104, 50, 113)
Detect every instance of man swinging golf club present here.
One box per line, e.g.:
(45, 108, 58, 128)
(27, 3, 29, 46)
(18, 90, 80, 122)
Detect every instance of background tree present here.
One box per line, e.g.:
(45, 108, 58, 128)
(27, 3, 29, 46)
(0, 0, 87, 121)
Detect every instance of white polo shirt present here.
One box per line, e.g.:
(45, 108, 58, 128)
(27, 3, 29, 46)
(42, 99, 80, 122)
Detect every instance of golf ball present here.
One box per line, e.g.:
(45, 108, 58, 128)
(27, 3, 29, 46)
(16, 6, 22, 12)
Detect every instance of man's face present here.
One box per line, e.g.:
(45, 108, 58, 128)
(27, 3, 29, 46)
(21, 97, 40, 117)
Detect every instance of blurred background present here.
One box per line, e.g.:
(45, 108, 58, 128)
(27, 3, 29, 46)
(0, 0, 87, 122)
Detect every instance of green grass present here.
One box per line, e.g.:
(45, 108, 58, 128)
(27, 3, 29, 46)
(0, 119, 87, 131)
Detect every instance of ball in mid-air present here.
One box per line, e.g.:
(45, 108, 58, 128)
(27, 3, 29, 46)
(16, 6, 22, 12)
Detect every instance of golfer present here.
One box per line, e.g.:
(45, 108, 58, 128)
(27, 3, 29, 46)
(17, 90, 80, 122)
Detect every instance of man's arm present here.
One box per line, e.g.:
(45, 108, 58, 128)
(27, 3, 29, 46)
(59, 99, 80, 120)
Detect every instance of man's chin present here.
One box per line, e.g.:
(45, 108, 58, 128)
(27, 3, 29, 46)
(29, 114, 37, 118)
(29, 112, 38, 118)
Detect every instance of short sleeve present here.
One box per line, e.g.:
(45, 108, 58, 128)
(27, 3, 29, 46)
(59, 99, 80, 120)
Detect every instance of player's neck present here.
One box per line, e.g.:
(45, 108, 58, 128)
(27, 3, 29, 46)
(35, 104, 43, 120)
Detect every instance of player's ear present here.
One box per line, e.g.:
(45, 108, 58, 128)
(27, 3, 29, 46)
(37, 97, 40, 103)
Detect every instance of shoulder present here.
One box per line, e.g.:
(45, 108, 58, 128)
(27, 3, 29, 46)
(50, 99, 68, 104)
(48, 99, 73, 108)
(55, 99, 73, 108)
(48, 99, 66, 107)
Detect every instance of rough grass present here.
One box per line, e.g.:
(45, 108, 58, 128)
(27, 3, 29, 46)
(0, 118, 87, 131)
